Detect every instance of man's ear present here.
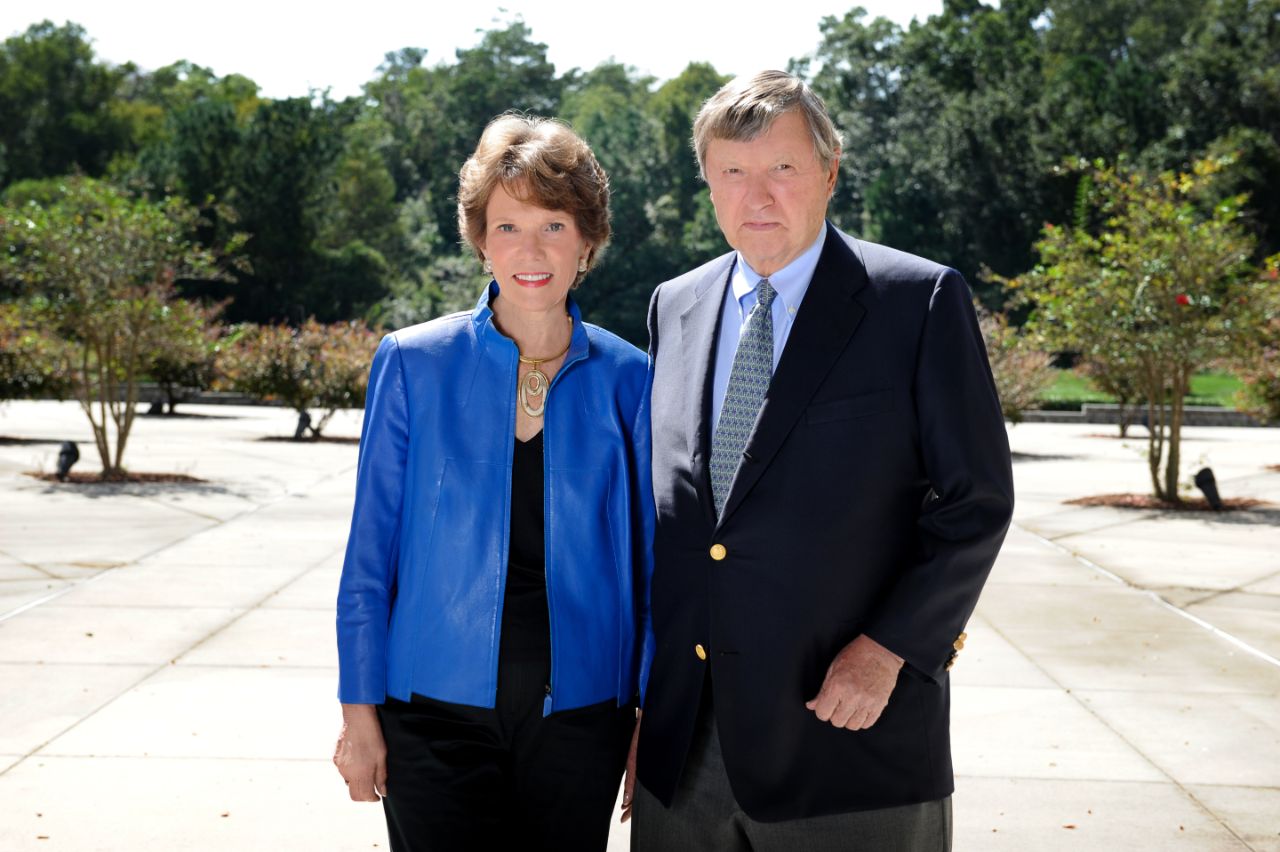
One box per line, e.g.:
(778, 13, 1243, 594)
(827, 150, 842, 194)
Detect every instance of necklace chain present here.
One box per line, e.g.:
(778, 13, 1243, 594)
(517, 315, 572, 418)
(517, 315, 573, 364)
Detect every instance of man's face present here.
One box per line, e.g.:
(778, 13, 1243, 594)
(704, 110, 839, 277)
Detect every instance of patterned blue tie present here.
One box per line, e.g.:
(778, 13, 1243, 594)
(710, 278, 776, 517)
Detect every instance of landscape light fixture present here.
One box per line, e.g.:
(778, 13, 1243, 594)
(1193, 467, 1224, 511)
(56, 441, 80, 481)
(294, 411, 312, 441)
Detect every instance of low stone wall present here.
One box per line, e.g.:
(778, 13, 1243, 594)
(1021, 404, 1265, 428)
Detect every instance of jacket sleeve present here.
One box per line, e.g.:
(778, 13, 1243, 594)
(336, 333, 408, 704)
(862, 269, 1014, 680)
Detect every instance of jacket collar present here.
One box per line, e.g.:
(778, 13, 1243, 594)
(470, 280, 590, 372)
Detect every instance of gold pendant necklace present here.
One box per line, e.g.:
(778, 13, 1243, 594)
(518, 318, 572, 418)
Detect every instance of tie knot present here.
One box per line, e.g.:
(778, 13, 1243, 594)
(756, 278, 776, 311)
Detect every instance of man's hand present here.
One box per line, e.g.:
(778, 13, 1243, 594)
(333, 703, 388, 802)
(620, 711, 641, 823)
(805, 634, 904, 730)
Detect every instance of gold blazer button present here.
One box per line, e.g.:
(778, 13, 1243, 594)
(695, 644, 708, 661)
(709, 544, 727, 561)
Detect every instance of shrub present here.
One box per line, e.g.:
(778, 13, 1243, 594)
(222, 318, 378, 438)
(148, 299, 227, 414)
(0, 301, 73, 401)
(978, 308, 1055, 424)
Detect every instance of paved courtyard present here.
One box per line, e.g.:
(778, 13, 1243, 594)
(1, 400, 1278, 850)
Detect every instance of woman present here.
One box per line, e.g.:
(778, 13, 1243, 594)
(332, 114, 651, 851)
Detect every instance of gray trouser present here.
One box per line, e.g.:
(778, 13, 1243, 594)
(632, 702, 952, 852)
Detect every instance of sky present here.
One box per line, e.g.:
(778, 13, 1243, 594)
(2, 0, 945, 99)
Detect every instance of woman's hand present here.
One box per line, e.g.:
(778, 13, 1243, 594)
(620, 710, 641, 822)
(333, 703, 388, 802)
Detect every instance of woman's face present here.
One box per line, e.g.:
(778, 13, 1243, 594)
(481, 183, 590, 317)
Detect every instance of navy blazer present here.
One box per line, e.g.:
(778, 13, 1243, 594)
(638, 223, 1014, 820)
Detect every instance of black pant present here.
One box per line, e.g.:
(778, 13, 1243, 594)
(377, 656, 634, 852)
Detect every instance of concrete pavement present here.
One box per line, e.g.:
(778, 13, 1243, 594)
(1, 401, 1278, 850)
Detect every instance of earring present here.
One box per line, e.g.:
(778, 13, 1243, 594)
(483, 258, 493, 274)
(577, 259, 588, 273)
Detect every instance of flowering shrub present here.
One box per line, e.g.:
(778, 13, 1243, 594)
(977, 308, 1055, 424)
(221, 319, 378, 438)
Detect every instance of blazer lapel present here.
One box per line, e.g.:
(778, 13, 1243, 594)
(679, 255, 734, 527)
(717, 226, 868, 527)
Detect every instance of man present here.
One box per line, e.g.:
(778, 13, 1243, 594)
(626, 70, 1014, 850)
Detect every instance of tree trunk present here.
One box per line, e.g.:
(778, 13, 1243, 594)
(1164, 366, 1188, 505)
(1145, 361, 1168, 501)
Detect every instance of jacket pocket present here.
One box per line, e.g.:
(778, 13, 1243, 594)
(804, 389, 894, 425)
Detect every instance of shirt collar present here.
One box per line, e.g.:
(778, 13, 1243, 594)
(730, 226, 828, 313)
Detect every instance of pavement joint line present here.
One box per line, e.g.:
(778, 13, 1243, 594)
(1180, 573, 1280, 607)
(1027, 512, 1162, 542)
(0, 575, 112, 624)
(1175, 588, 1238, 607)
(979, 602, 1255, 848)
(0, 463, 355, 625)
(0, 547, 60, 579)
(164, 543, 345, 667)
(0, 540, 346, 780)
(1015, 522, 1280, 670)
(131, 494, 240, 523)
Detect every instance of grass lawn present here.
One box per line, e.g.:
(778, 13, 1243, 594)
(1038, 370, 1242, 409)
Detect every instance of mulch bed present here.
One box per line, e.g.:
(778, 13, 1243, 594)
(257, 435, 360, 445)
(26, 471, 207, 485)
(1065, 493, 1270, 512)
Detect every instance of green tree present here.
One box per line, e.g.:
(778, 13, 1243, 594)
(807, 2, 1063, 296)
(0, 177, 229, 477)
(231, 97, 346, 322)
(1012, 158, 1268, 502)
(0, 21, 131, 187)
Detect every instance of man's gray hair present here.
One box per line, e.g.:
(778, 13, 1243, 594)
(692, 70, 842, 180)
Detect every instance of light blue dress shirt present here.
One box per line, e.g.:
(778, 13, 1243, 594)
(710, 227, 828, 435)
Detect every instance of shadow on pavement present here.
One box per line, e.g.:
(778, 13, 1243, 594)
(1011, 450, 1077, 463)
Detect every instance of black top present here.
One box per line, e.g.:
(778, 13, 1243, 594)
(499, 431, 551, 664)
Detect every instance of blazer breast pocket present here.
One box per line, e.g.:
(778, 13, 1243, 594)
(804, 389, 894, 425)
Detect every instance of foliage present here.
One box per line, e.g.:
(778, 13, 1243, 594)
(3, 6, 1280, 346)
(1079, 357, 1145, 435)
(804, 0, 1280, 303)
(978, 307, 1055, 424)
(0, 177, 227, 476)
(1235, 332, 1280, 424)
(0, 21, 131, 186)
(1232, 256, 1280, 423)
(148, 299, 227, 414)
(220, 319, 378, 438)
(0, 301, 72, 401)
(1010, 158, 1268, 502)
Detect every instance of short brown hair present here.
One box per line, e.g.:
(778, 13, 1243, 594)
(692, 70, 842, 180)
(457, 114, 611, 282)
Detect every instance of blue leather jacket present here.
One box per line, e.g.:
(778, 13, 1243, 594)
(337, 284, 652, 715)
